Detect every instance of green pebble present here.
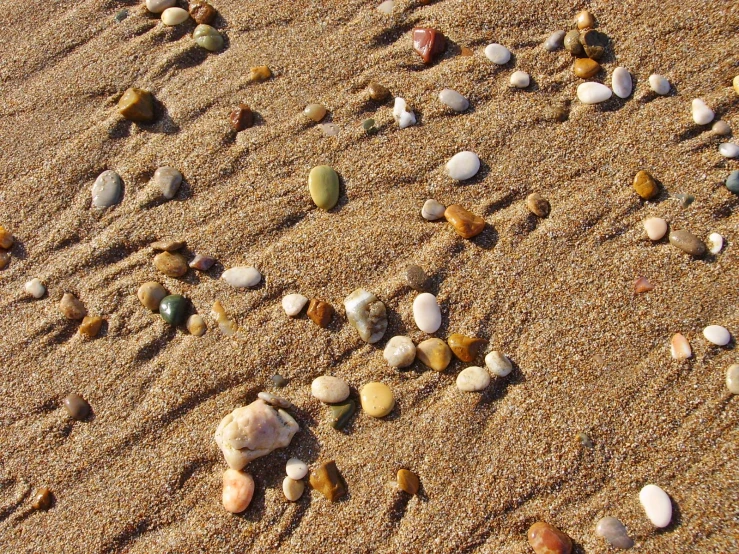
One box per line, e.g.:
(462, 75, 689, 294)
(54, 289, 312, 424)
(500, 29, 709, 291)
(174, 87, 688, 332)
(308, 165, 340, 210)
(159, 295, 187, 325)
(726, 170, 739, 193)
(329, 399, 355, 430)
(362, 118, 376, 133)
(114, 9, 128, 22)
(272, 374, 287, 387)
(193, 24, 223, 52)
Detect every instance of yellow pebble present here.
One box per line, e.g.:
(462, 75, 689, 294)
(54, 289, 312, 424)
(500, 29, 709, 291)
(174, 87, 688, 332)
(360, 382, 394, 418)
(250, 65, 272, 82)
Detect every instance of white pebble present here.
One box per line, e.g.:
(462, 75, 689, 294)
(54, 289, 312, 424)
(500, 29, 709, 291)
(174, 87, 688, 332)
(24, 278, 46, 299)
(577, 82, 612, 104)
(282, 293, 308, 317)
(383, 336, 416, 368)
(727, 364, 739, 394)
(611, 67, 632, 98)
(286, 458, 308, 480)
(719, 143, 739, 158)
(544, 30, 565, 51)
(509, 71, 530, 88)
(712, 120, 731, 135)
(146, 0, 176, 14)
(376, 0, 394, 14)
(222, 267, 261, 288)
(445, 151, 480, 180)
(484, 43, 511, 64)
(643, 217, 668, 241)
(703, 325, 731, 346)
(639, 484, 672, 528)
(311, 375, 350, 404)
(161, 7, 189, 25)
(438, 89, 469, 112)
(691, 98, 714, 125)
(393, 97, 416, 129)
(283, 476, 305, 501)
(707, 233, 723, 254)
(421, 199, 446, 220)
(412, 293, 441, 334)
(649, 74, 671, 95)
(485, 351, 512, 377)
(456, 366, 490, 392)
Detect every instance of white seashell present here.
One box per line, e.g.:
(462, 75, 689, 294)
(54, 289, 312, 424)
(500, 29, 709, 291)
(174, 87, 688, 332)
(611, 67, 632, 98)
(718, 143, 739, 158)
(412, 293, 441, 333)
(643, 217, 668, 241)
(510, 71, 530, 88)
(282, 293, 308, 316)
(648, 74, 671, 95)
(707, 233, 723, 254)
(161, 7, 189, 25)
(222, 267, 261, 288)
(691, 98, 714, 125)
(393, 97, 416, 129)
(286, 458, 308, 480)
(485, 351, 512, 376)
(484, 43, 511, 64)
(703, 325, 731, 346)
(445, 151, 480, 180)
(456, 366, 491, 391)
(670, 333, 692, 360)
(577, 82, 612, 104)
(421, 199, 446, 220)
(24, 278, 46, 299)
(639, 484, 672, 528)
(438, 89, 469, 112)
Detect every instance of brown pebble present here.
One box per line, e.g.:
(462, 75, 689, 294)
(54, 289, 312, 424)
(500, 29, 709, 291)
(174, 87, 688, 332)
(633, 170, 658, 199)
(563, 30, 583, 55)
(368, 82, 390, 102)
(151, 240, 185, 252)
(153, 252, 188, 277)
(579, 29, 607, 60)
(250, 65, 272, 82)
(59, 293, 87, 320)
(397, 469, 420, 495)
(526, 193, 551, 217)
(307, 299, 334, 327)
(546, 103, 569, 122)
(309, 461, 347, 501)
(0, 225, 13, 249)
(189, 254, 216, 271)
(444, 205, 485, 238)
(460, 46, 474, 56)
(63, 393, 90, 420)
(406, 264, 430, 291)
(32, 488, 53, 510)
(230, 104, 254, 131)
(0, 250, 10, 270)
(137, 281, 168, 311)
(576, 10, 595, 30)
(79, 316, 103, 338)
(188, 0, 216, 24)
(117, 88, 154, 123)
(528, 521, 573, 554)
(412, 27, 446, 64)
(573, 58, 600, 78)
(669, 230, 706, 257)
(634, 276, 655, 294)
(447, 333, 486, 362)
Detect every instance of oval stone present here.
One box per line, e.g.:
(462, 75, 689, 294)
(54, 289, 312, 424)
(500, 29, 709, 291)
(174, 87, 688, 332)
(282, 293, 308, 317)
(576, 10, 595, 29)
(703, 325, 730, 346)
(161, 7, 189, 25)
(311, 376, 350, 404)
(574, 58, 600, 79)
(304, 103, 327, 122)
(719, 143, 739, 158)
(416, 338, 452, 371)
(445, 205, 485, 238)
(644, 217, 667, 241)
(510, 71, 530, 88)
(32, 488, 53, 511)
(59, 293, 86, 320)
(448, 334, 485, 362)
(360, 382, 394, 417)
(138, 281, 167, 311)
(63, 393, 90, 420)
(692, 98, 714, 125)
(484, 43, 511, 64)
(159, 294, 187, 325)
(670, 333, 692, 360)
(308, 165, 340, 210)
(669, 230, 706, 257)
(456, 366, 490, 391)
(383, 336, 416, 368)
(222, 469, 254, 513)
(544, 30, 565, 51)
(91, 170, 122, 208)
(595, 516, 633, 549)
(193, 24, 223, 51)
(526, 193, 550, 217)
(397, 469, 419, 495)
(286, 458, 308, 480)
(413, 293, 441, 334)
(528, 522, 572, 554)
(189, 0, 216, 24)
(577, 82, 612, 104)
(633, 170, 658, 200)
(438, 88, 469, 112)
(612, 67, 632, 98)
(283, 477, 304, 502)
(222, 266, 261, 288)
(421, 199, 445, 220)
(154, 252, 188, 277)
(727, 170, 739, 193)
(146, 0, 175, 13)
(485, 351, 512, 377)
(639, 484, 672, 527)
(649, 74, 671, 95)
(726, 364, 739, 394)
(445, 151, 480, 180)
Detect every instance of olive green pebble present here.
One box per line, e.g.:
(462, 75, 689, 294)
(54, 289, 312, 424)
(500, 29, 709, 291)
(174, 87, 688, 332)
(329, 399, 356, 429)
(308, 165, 340, 210)
(362, 119, 377, 133)
(564, 30, 583, 55)
(272, 374, 287, 387)
(193, 24, 223, 51)
(159, 294, 187, 325)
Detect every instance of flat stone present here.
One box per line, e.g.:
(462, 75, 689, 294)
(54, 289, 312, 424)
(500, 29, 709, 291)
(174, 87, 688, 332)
(307, 299, 334, 327)
(612, 67, 632, 98)
(283, 477, 305, 502)
(360, 381, 394, 417)
(188, 0, 216, 24)
(189, 254, 215, 271)
(0, 225, 13, 249)
(644, 217, 667, 240)
(60, 293, 86, 320)
(249, 65, 271, 82)
(91, 170, 122, 208)
(703, 325, 730, 346)
(154, 252, 188, 277)
(138, 281, 168, 311)
(574, 58, 600, 78)
(393, 97, 416, 128)
(186, 314, 206, 336)
(669, 230, 706, 257)
(309, 461, 347, 501)
(707, 233, 724, 254)
(282, 294, 309, 317)
(161, 7, 189, 25)
(576, 10, 595, 29)
(544, 30, 565, 51)
(456, 366, 490, 391)
(151, 240, 185, 252)
(577, 82, 612, 104)
(222, 469, 254, 513)
(25, 278, 46, 299)
(639, 484, 672, 527)
(344, 289, 387, 343)
(329, 399, 356, 429)
(118, 88, 154, 122)
(510, 71, 530, 88)
(527, 521, 573, 554)
(564, 30, 583, 55)
(726, 364, 739, 394)
(79, 316, 103, 338)
(258, 392, 292, 410)
(670, 333, 692, 360)
(595, 516, 634, 549)
(230, 104, 254, 131)
(384, 336, 416, 368)
(416, 338, 452, 371)
(413, 28, 446, 64)
(727, 170, 739, 193)
(649, 74, 671, 95)
(308, 165, 340, 210)
(159, 295, 187, 325)
(222, 266, 261, 287)
(368, 82, 390, 101)
(286, 458, 308, 480)
(634, 276, 654, 294)
(633, 170, 658, 200)
(63, 393, 90, 420)
(485, 351, 513, 376)
(311, 376, 350, 404)
(484, 43, 511, 64)
(193, 24, 223, 51)
(445, 205, 484, 238)
(413, 293, 441, 334)
(579, 29, 607, 60)
(526, 193, 550, 217)
(692, 98, 714, 125)
(146, 0, 175, 13)
(304, 103, 327, 122)
(421, 199, 446, 220)
(448, 334, 485, 362)
(712, 120, 731, 135)
(397, 469, 419, 495)
(719, 143, 739, 158)
(32, 488, 53, 511)
(406, 264, 430, 291)
(438, 88, 469, 111)
(153, 167, 182, 200)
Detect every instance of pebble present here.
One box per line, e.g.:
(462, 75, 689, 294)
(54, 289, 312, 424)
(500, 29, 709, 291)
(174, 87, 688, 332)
(384, 336, 416, 368)
(114, 9, 128, 22)
(361, 119, 376, 133)
(91, 170, 122, 208)
(360, 382, 395, 417)
(639, 484, 672, 527)
(59, 293, 86, 320)
(189, 0, 216, 24)
(595, 516, 633, 550)
(307, 299, 334, 327)
(691, 98, 714, 125)
(193, 24, 223, 51)
(272, 374, 287, 387)
(212, 301, 237, 335)
(283, 477, 305, 501)
(222, 266, 261, 288)
(460, 46, 473, 56)
(0, 250, 9, 270)
(726, 364, 739, 394)
(406, 264, 430, 291)
(189, 254, 215, 271)
(670, 333, 692, 360)
(643, 217, 667, 240)
(634, 276, 654, 294)
(146, 0, 175, 13)
(397, 469, 420, 495)
(669, 230, 706, 257)
(448, 334, 485, 362)
(117, 88, 154, 123)
(258, 392, 292, 410)
(25, 278, 46, 299)
(727, 170, 739, 193)
(282, 294, 308, 317)
(186, 314, 206, 336)
(574, 58, 600, 78)
(329, 399, 356, 429)
(703, 325, 731, 346)
(0, 225, 12, 249)
(412, 27, 446, 64)
(63, 393, 90, 420)
(151, 240, 185, 252)
(485, 351, 513, 377)
(153, 167, 182, 200)
(161, 7, 189, 25)
(249, 65, 271, 82)
(309, 461, 347, 501)
(735, 75, 739, 94)
(154, 252, 188, 277)
(456, 366, 490, 392)
(648, 74, 671, 95)
(563, 30, 583, 55)
(577, 82, 612, 104)
(422, 199, 446, 220)
(286, 458, 308, 480)
(528, 521, 573, 554)
(32, 488, 53, 511)
(79, 316, 103, 338)
(159, 295, 187, 325)
(312, 376, 350, 404)
(526, 193, 550, 217)
(308, 165, 340, 210)
(576, 10, 595, 29)
(137, 281, 168, 311)
(712, 120, 731, 135)
(222, 469, 254, 513)
(416, 338, 452, 371)
(438, 88, 469, 112)
(377, 0, 394, 14)
(322, 123, 340, 136)
(304, 103, 327, 122)
(368, 82, 390, 102)
(484, 43, 511, 64)
(544, 30, 565, 51)
(445, 205, 485, 238)
(719, 143, 739, 158)
(393, 97, 416, 128)
(633, 170, 658, 200)
(510, 71, 530, 88)
(230, 104, 254, 131)
(707, 233, 723, 254)
(577, 432, 594, 448)
(413, 293, 441, 333)
(344, 289, 387, 343)
(446, 151, 480, 180)
(579, 29, 607, 60)
(612, 67, 632, 98)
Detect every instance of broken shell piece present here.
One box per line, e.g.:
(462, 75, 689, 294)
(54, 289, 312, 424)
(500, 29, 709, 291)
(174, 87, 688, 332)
(211, 301, 238, 335)
(343, 288, 388, 343)
(392, 97, 416, 129)
(671, 333, 692, 360)
(634, 276, 655, 294)
(707, 233, 724, 255)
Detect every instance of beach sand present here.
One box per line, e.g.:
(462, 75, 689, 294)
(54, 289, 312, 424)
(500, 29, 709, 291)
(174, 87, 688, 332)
(0, 0, 738, 552)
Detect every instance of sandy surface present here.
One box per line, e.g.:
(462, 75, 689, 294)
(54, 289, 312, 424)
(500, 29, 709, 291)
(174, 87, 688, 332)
(1, 0, 738, 552)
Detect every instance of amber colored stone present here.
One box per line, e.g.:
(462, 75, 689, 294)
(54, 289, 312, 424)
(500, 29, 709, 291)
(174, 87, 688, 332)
(250, 65, 272, 82)
(0, 225, 13, 249)
(0, 250, 10, 270)
(576, 10, 595, 30)
(573, 58, 600, 78)
(633, 170, 658, 199)
(444, 205, 485, 238)
(189, 0, 216, 24)
(79, 316, 103, 338)
(230, 104, 254, 131)
(368, 82, 390, 101)
(447, 333, 486, 362)
(526, 193, 551, 217)
(32, 488, 53, 510)
(528, 521, 573, 554)
(634, 276, 654, 294)
(460, 46, 473, 56)
(412, 28, 446, 64)
(117, 88, 154, 123)
(307, 299, 334, 327)
(309, 461, 347, 501)
(397, 469, 420, 495)
(579, 29, 607, 60)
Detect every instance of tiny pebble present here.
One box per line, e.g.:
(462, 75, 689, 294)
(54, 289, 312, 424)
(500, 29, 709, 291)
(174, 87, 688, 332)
(576, 10, 595, 30)
(707, 233, 723, 254)
(63, 393, 90, 420)
(159, 295, 187, 325)
(633, 276, 654, 294)
(611, 67, 632, 98)
(360, 382, 395, 417)
(283, 477, 305, 501)
(91, 170, 122, 208)
(153, 167, 182, 200)
(137, 281, 168, 311)
(272, 374, 286, 387)
(712, 120, 731, 135)
(79, 316, 103, 338)
(222, 469, 254, 513)
(161, 7, 189, 25)
(727, 170, 739, 193)
(286, 458, 308, 480)
(59, 293, 86, 320)
(633, 170, 658, 200)
(691, 98, 714, 125)
(32, 488, 53, 510)
(639, 484, 672, 527)
(564, 30, 583, 55)
(595, 516, 634, 550)
(669, 230, 706, 257)
(0, 251, 9, 270)
(307, 299, 334, 327)
(643, 217, 667, 240)
(146, 0, 175, 13)
(703, 325, 731, 346)
(222, 266, 261, 288)
(456, 366, 490, 392)
(153, 252, 188, 277)
(510, 71, 530, 88)
(484, 43, 511, 64)
(734, 75, 739, 94)
(648, 74, 671, 95)
(282, 293, 309, 317)
(438, 88, 469, 112)
(544, 30, 565, 51)
(393, 97, 416, 128)
(368, 82, 390, 101)
(311, 376, 350, 404)
(230, 104, 254, 131)
(416, 338, 452, 371)
(577, 82, 612, 104)
(304, 103, 327, 122)
(719, 143, 739, 158)
(485, 351, 512, 376)
(257, 392, 292, 409)
(421, 199, 446, 220)
(445, 204, 485, 238)
(114, 10, 128, 22)
(309, 461, 347, 501)
(413, 292, 441, 333)
(406, 264, 430, 291)
(674, 192, 695, 208)
(189, 0, 216, 24)
(186, 314, 206, 336)
(670, 333, 692, 360)
(726, 364, 739, 394)
(397, 469, 420, 495)
(321, 123, 340, 136)
(376, 0, 394, 14)
(383, 336, 416, 368)
(448, 334, 485, 362)
(526, 193, 550, 217)
(528, 521, 573, 554)
(151, 240, 185, 252)
(193, 24, 223, 51)
(189, 254, 215, 271)
(577, 432, 594, 448)
(25, 278, 46, 298)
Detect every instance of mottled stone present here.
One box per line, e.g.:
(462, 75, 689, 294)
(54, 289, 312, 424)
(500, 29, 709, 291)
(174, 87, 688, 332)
(596, 516, 634, 549)
(154, 252, 188, 277)
(416, 338, 452, 371)
(189, 254, 215, 271)
(153, 167, 182, 200)
(456, 366, 490, 391)
(639, 484, 672, 527)
(118, 88, 154, 122)
(250, 65, 272, 82)
(368, 82, 390, 101)
(360, 381, 394, 417)
(159, 295, 187, 325)
(397, 469, 419, 495)
(193, 24, 223, 51)
(137, 281, 167, 311)
(91, 170, 122, 208)
(310, 461, 347, 501)
(669, 230, 706, 257)
(527, 521, 573, 554)
(344, 289, 387, 343)
(448, 334, 485, 362)
(222, 266, 261, 287)
(644, 217, 667, 240)
(564, 30, 583, 55)
(445, 205, 485, 238)
(383, 336, 416, 368)
(579, 29, 607, 60)
(189, 0, 216, 24)
(222, 469, 254, 513)
(63, 393, 90, 420)
(413, 292, 441, 333)
(413, 27, 446, 64)
(526, 193, 550, 217)
(79, 316, 103, 338)
(186, 314, 206, 336)
(304, 103, 327, 122)
(574, 58, 600, 78)
(0, 225, 13, 249)
(308, 165, 340, 210)
(633, 276, 654, 294)
(32, 488, 53, 510)
(726, 364, 739, 394)
(230, 104, 253, 131)
(59, 293, 86, 320)
(311, 375, 350, 404)
(329, 399, 356, 429)
(307, 299, 334, 327)
(576, 10, 595, 30)
(485, 351, 512, 377)
(406, 265, 430, 291)
(421, 199, 445, 220)
(283, 477, 305, 501)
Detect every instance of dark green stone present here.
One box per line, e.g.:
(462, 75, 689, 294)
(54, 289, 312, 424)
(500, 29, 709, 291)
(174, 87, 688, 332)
(159, 295, 187, 325)
(362, 118, 376, 133)
(329, 399, 355, 429)
(272, 374, 287, 387)
(726, 170, 739, 194)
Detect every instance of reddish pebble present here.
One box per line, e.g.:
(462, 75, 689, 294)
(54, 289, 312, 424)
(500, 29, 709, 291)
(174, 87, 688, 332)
(634, 276, 654, 294)
(412, 28, 446, 64)
(527, 521, 572, 554)
(229, 104, 254, 131)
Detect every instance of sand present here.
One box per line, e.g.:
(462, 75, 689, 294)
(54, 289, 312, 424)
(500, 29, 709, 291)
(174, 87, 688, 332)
(1, 0, 738, 552)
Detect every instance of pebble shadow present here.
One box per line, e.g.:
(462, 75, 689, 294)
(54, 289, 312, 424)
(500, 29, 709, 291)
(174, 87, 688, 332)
(474, 362, 525, 409)
(10, 238, 28, 261)
(471, 224, 498, 250)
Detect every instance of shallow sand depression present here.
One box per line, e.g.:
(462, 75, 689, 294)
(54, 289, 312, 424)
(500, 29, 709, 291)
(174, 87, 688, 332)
(0, 0, 738, 552)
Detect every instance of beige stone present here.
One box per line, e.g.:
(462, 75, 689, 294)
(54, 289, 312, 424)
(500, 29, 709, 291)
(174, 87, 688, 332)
(416, 338, 452, 371)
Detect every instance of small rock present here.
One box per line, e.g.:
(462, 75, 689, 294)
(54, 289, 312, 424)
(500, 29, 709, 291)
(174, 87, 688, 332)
(230, 104, 254, 131)
(63, 393, 90, 420)
(544, 30, 565, 51)
(384, 336, 416, 368)
(344, 289, 387, 343)
(137, 281, 168, 311)
(222, 266, 261, 288)
(485, 351, 512, 377)
(32, 488, 53, 511)
(579, 29, 607, 60)
(159, 295, 187, 325)
(307, 299, 334, 327)
(154, 252, 188, 277)
(146, 0, 175, 13)
(412, 27, 446, 64)
(577, 82, 612, 104)
(446, 151, 480, 180)
(633, 170, 658, 200)
(510, 71, 530, 88)
(153, 167, 182, 200)
(670, 333, 692, 360)
(59, 293, 86, 320)
(322, 122, 340, 136)
(186, 314, 206, 336)
(727, 170, 739, 193)
(735, 75, 739, 94)
(360, 381, 395, 417)
(397, 469, 419, 495)
(91, 170, 122, 208)
(24, 278, 46, 299)
(193, 24, 223, 51)
(282, 294, 309, 317)
(79, 316, 103, 338)
(376, 0, 394, 14)
(309, 461, 347, 501)
(406, 264, 430, 291)
(161, 7, 189, 25)
(726, 364, 739, 394)
(448, 334, 485, 362)
(577, 432, 594, 448)
(707, 233, 723, 254)
(283, 477, 305, 502)
(719, 143, 739, 158)
(649, 74, 671, 95)
(421, 199, 446, 220)
(249, 65, 271, 81)
(151, 240, 185, 252)
(114, 9, 128, 22)
(304, 103, 327, 122)
(703, 325, 731, 346)
(634, 276, 654, 294)
(189, 254, 215, 271)
(669, 230, 706, 257)
(0, 225, 13, 249)
(691, 98, 714, 125)
(526, 193, 550, 217)
(612, 67, 632, 98)
(712, 120, 731, 135)
(576, 10, 595, 30)
(528, 521, 573, 554)
(118, 88, 154, 122)
(644, 217, 667, 241)
(456, 366, 490, 392)
(574, 58, 600, 78)
(329, 399, 356, 429)
(484, 43, 511, 64)
(222, 469, 254, 513)
(393, 97, 416, 129)
(563, 30, 583, 55)
(286, 458, 308, 480)
(639, 484, 672, 527)
(460, 46, 473, 56)
(188, 0, 216, 24)
(361, 119, 376, 133)
(595, 516, 634, 550)
(438, 88, 469, 112)
(416, 338, 452, 371)
(311, 376, 350, 404)
(0, 253, 9, 271)
(413, 293, 441, 333)
(308, 165, 340, 210)
(272, 374, 287, 387)
(212, 301, 238, 335)
(368, 82, 390, 101)
(444, 205, 485, 238)
(258, 392, 292, 409)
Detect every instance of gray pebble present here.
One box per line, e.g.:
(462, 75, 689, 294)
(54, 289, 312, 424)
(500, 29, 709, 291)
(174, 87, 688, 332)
(406, 264, 430, 291)
(726, 170, 739, 193)
(154, 167, 183, 200)
(595, 516, 634, 549)
(91, 170, 122, 208)
(544, 30, 565, 51)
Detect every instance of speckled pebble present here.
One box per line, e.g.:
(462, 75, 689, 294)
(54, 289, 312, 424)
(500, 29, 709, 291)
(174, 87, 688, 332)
(91, 170, 122, 208)
(186, 314, 206, 336)
(421, 199, 446, 220)
(154, 252, 188, 277)
(526, 193, 550, 217)
(360, 381, 395, 417)
(406, 264, 430, 291)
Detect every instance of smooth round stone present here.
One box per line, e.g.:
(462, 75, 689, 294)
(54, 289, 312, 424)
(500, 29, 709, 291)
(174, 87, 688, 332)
(311, 376, 350, 404)
(633, 170, 658, 200)
(712, 120, 731, 135)
(146, 0, 175, 13)
(644, 217, 667, 241)
(137, 281, 167, 311)
(413, 293, 441, 333)
(576, 10, 595, 29)
(59, 293, 86, 320)
(161, 7, 189, 25)
(526, 193, 550, 217)
(726, 364, 739, 394)
(25, 278, 46, 299)
(393, 97, 416, 128)
(286, 458, 308, 480)
(544, 30, 565, 51)
(360, 382, 394, 417)
(222, 469, 254, 513)
(595, 516, 634, 550)
(63, 393, 90, 420)
(438, 88, 469, 112)
(193, 24, 223, 51)
(528, 521, 573, 554)
(649, 74, 671, 95)
(577, 82, 612, 104)
(421, 199, 446, 220)
(727, 170, 739, 193)
(416, 338, 452, 371)
(445, 151, 480, 180)
(32, 488, 53, 510)
(304, 103, 327, 122)
(272, 374, 287, 387)
(484, 43, 511, 64)
(283, 476, 305, 501)
(564, 30, 583, 55)
(376, 0, 394, 15)
(703, 325, 730, 346)
(707, 233, 723, 254)
(186, 314, 206, 336)
(719, 143, 739, 158)
(692, 98, 714, 125)
(612, 67, 632, 98)
(154, 252, 188, 277)
(154, 167, 182, 199)
(406, 264, 430, 291)
(456, 366, 490, 392)
(91, 170, 122, 208)
(510, 71, 530, 88)
(159, 295, 187, 325)
(671, 333, 692, 360)
(308, 165, 340, 210)
(222, 266, 261, 288)
(485, 351, 512, 377)
(639, 484, 672, 527)
(282, 293, 308, 317)
(397, 469, 419, 495)
(669, 230, 706, 257)
(383, 336, 416, 368)
(574, 58, 600, 78)
(361, 119, 376, 133)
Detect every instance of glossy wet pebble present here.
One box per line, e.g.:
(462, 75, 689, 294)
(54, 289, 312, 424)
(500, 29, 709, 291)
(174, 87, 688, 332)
(445, 205, 484, 238)
(397, 469, 420, 495)
(633, 170, 658, 199)
(91, 170, 122, 208)
(154, 252, 188, 277)
(649, 74, 670, 95)
(25, 278, 46, 299)
(161, 7, 188, 25)
(577, 82, 612, 104)
(193, 24, 223, 51)
(0, 225, 12, 249)
(32, 488, 53, 510)
(310, 461, 346, 501)
(644, 217, 667, 240)
(230, 104, 253, 131)
(413, 292, 441, 333)
(422, 199, 445, 220)
(286, 458, 308, 480)
(60, 293, 86, 320)
(153, 167, 182, 199)
(528, 521, 573, 554)
(574, 58, 600, 78)
(595, 516, 634, 549)
(484, 43, 510, 64)
(329, 399, 355, 429)
(692, 98, 714, 125)
(222, 469, 254, 513)
(544, 30, 565, 51)
(159, 294, 187, 325)
(612, 67, 632, 98)
(639, 484, 672, 527)
(138, 281, 167, 311)
(416, 338, 452, 371)
(283, 477, 304, 501)
(448, 334, 485, 362)
(384, 336, 416, 368)
(438, 88, 469, 112)
(311, 376, 350, 404)
(669, 230, 705, 257)
(360, 382, 394, 417)
(485, 351, 512, 376)
(222, 266, 261, 288)
(308, 165, 340, 210)
(282, 294, 308, 317)
(456, 366, 490, 391)
(412, 27, 446, 64)
(726, 364, 739, 394)
(703, 325, 730, 346)
(719, 143, 739, 158)
(576, 10, 595, 29)
(63, 393, 90, 420)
